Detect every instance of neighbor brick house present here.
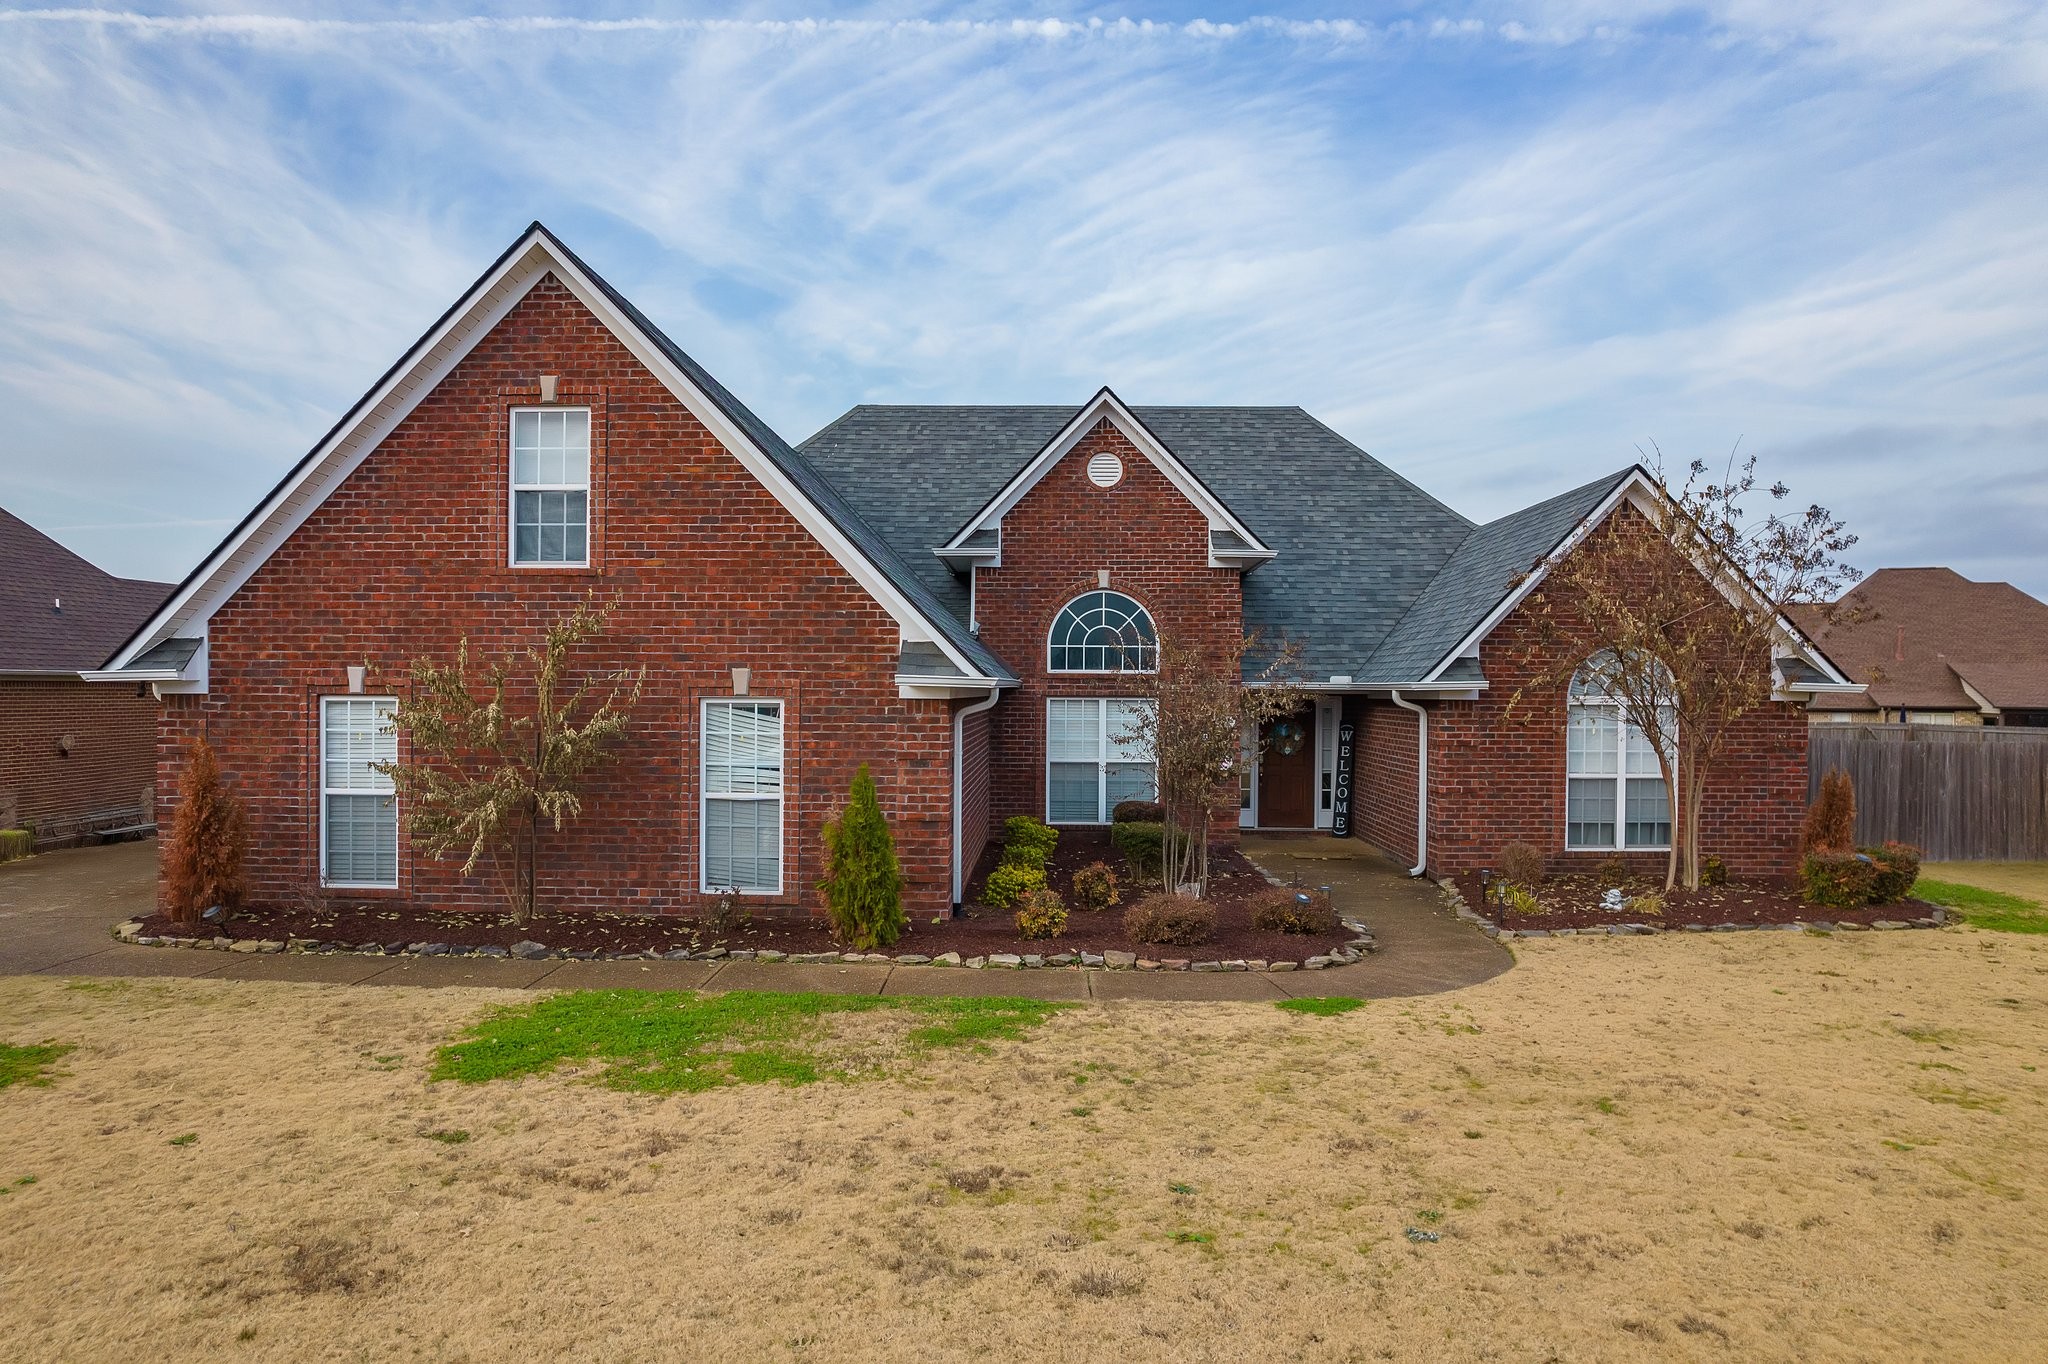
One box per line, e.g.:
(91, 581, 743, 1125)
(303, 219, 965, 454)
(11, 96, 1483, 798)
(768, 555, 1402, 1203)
(101, 225, 1853, 916)
(2, 506, 169, 845)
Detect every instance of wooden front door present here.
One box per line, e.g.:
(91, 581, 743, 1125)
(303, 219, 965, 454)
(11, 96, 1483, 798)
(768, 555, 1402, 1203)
(1257, 707, 1316, 827)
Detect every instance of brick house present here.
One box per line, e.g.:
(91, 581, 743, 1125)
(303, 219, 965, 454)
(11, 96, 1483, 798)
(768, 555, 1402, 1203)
(101, 224, 1853, 916)
(2, 506, 170, 845)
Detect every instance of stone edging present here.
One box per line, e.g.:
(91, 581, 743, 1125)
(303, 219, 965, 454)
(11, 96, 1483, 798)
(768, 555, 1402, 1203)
(1436, 878, 1948, 939)
(109, 918, 1380, 974)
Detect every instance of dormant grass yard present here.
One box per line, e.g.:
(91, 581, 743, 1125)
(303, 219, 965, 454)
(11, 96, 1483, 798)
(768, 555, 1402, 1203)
(3, 927, 2045, 1363)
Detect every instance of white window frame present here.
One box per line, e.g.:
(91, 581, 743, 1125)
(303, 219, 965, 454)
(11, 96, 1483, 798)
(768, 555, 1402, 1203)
(319, 695, 399, 889)
(1046, 590, 1158, 674)
(1565, 694, 1674, 853)
(700, 698, 785, 895)
(508, 406, 592, 568)
(1045, 697, 1156, 825)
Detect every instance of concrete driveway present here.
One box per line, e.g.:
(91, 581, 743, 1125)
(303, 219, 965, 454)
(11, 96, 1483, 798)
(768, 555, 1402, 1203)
(0, 836, 1511, 1000)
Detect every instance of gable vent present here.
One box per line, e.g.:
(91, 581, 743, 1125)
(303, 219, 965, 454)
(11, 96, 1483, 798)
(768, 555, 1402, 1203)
(1086, 451, 1124, 488)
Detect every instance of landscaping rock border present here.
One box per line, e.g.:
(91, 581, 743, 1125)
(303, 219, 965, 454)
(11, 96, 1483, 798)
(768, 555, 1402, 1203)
(109, 917, 1380, 972)
(1436, 878, 1947, 939)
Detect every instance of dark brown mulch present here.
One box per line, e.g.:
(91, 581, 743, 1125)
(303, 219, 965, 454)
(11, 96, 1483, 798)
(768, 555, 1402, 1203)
(134, 828, 1354, 960)
(1451, 869, 1938, 931)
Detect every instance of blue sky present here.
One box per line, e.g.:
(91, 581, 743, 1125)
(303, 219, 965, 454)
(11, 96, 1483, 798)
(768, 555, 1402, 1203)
(3, 3, 2045, 597)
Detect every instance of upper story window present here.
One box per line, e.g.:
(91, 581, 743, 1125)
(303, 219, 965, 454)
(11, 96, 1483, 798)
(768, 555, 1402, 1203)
(1566, 650, 1674, 851)
(1048, 590, 1157, 673)
(510, 408, 590, 565)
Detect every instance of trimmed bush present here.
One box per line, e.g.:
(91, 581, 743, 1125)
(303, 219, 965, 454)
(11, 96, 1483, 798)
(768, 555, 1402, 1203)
(163, 737, 249, 928)
(1596, 852, 1628, 887)
(999, 841, 1049, 871)
(1111, 799, 1164, 824)
(820, 764, 908, 950)
(1803, 768, 1856, 854)
(1700, 855, 1728, 887)
(1014, 888, 1069, 940)
(1071, 861, 1120, 913)
(982, 862, 1047, 910)
(1250, 887, 1338, 935)
(1002, 815, 1059, 859)
(0, 829, 30, 863)
(1123, 892, 1216, 947)
(1111, 821, 1163, 880)
(1863, 842, 1923, 904)
(1498, 841, 1545, 888)
(1800, 851, 1879, 909)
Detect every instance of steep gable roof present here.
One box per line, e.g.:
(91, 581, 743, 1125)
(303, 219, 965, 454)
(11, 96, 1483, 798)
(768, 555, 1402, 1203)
(0, 506, 169, 673)
(1789, 568, 2048, 713)
(103, 225, 1010, 687)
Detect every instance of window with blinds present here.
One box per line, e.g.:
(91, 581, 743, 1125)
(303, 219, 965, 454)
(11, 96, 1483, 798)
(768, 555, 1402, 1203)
(702, 700, 784, 893)
(510, 407, 591, 565)
(321, 696, 398, 887)
(1046, 697, 1155, 823)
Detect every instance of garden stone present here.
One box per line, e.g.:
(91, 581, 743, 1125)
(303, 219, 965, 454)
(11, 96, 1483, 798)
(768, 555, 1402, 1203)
(965, 956, 986, 969)
(1835, 921, 1868, 931)
(1022, 954, 1043, 968)
(1080, 952, 1105, 968)
(1301, 958, 1327, 970)
(566, 949, 599, 961)
(1911, 918, 1938, 929)
(258, 941, 286, 954)
(728, 949, 758, 961)
(895, 954, 932, 965)
(663, 949, 695, 960)
(1681, 924, 1707, 933)
(1103, 950, 1137, 969)
(511, 940, 550, 960)
(1520, 930, 1549, 939)
(1268, 960, 1297, 972)
(415, 943, 451, 956)
(931, 952, 961, 967)
(1480, 924, 1501, 938)
(1193, 961, 1222, 972)
(1246, 960, 1267, 972)
(1872, 920, 1909, 930)
(757, 949, 787, 961)
(1047, 953, 1076, 966)
(791, 952, 837, 964)
(1221, 959, 1247, 972)
(1807, 922, 1833, 932)
(1137, 959, 1160, 971)
(863, 953, 893, 964)
(135, 936, 164, 947)
(384, 942, 408, 955)
(699, 947, 728, 959)
(229, 939, 264, 953)
(840, 953, 866, 964)
(1162, 959, 1190, 971)
(478, 944, 509, 958)
(991, 953, 1025, 968)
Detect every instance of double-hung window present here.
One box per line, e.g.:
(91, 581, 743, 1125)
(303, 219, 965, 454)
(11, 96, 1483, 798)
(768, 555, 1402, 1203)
(1047, 698, 1155, 824)
(1565, 653, 1673, 851)
(702, 700, 784, 893)
(321, 697, 398, 887)
(510, 408, 590, 565)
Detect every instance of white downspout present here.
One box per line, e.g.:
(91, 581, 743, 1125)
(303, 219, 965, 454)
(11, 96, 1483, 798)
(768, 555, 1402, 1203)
(1389, 689, 1428, 877)
(952, 687, 1002, 907)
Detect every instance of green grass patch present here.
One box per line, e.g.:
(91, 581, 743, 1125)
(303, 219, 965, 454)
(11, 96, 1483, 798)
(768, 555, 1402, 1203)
(1913, 879, 2048, 934)
(1275, 996, 1365, 1017)
(168, 1133, 197, 1146)
(432, 989, 1071, 1094)
(0, 1042, 74, 1090)
(422, 1129, 470, 1144)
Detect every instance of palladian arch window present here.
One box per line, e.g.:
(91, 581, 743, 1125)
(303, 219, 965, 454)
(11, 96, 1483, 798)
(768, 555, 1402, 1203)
(1047, 591, 1157, 673)
(1566, 651, 1674, 851)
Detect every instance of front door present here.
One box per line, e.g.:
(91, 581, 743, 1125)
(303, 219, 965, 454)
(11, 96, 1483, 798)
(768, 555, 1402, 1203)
(1257, 706, 1316, 827)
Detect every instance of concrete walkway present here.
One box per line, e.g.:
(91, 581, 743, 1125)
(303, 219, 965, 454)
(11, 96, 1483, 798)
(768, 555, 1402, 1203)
(0, 837, 1511, 1002)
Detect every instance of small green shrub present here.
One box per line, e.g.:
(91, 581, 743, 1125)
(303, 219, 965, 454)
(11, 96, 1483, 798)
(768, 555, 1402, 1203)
(1497, 841, 1545, 888)
(1626, 891, 1666, 918)
(820, 765, 907, 950)
(1863, 842, 1923, 904)
(1071, 861, 1120, 912)
(982, 862, 1047, 910)
(1250, 887, 1338, 935)
(1000, 841, 1049, 871)
(1123, 892, 1216, 947)
(1801, 851, 1879, 908)
(1111, 821, 1164, 880)
(1111, 799, 1164, 824)
(1014, 888, 1069, 940)
(1500, 884, 1542, 916)
(1002, 815, 1059, 859)
(1700, 854, 1729, 887)
(0, 829, 31, 863)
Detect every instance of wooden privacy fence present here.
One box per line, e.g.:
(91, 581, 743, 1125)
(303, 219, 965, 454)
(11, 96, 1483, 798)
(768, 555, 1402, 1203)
(1809, 725, 2048, 861)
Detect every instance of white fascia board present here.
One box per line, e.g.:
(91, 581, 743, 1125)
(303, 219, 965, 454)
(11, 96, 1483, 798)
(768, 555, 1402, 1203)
(941, 389, 1270, 554)
(1954, 675, 2001, 715)
(898, 678, 1009, 700)
(108, 228, 995, 687)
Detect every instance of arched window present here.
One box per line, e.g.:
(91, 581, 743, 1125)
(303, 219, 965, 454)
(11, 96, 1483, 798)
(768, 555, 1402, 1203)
(1047, 591, 1157, 673)
(1566, 651, 1674, 851)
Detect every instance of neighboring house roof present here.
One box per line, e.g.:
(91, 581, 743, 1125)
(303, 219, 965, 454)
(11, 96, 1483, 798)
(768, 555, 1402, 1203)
(103, 224, 1012, 688)
(1787, 568, 2048, 714)
(800, 405, 1478, 681)
(0, 506, 170, 674)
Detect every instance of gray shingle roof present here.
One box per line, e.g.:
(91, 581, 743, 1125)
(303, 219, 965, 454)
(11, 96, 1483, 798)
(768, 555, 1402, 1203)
(0, 506, 171, 673)
(1359, 468, 1636, 683)
(800, 405, 1485, 682)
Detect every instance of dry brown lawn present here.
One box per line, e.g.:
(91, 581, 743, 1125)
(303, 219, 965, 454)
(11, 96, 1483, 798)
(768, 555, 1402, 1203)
(3, 927, 2045, 1363)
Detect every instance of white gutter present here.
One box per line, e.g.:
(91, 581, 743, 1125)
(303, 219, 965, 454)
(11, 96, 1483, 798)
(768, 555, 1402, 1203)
(1389, 689, 1428, 877)
(951, 687, 1003, 907)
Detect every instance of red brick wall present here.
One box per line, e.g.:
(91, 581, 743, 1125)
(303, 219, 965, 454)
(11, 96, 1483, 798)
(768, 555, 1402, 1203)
(972, 418, 1243, 829)
(155, 274, 956, 917)
(1350, 698, 1420, 866)
(0, 679, 158, 840)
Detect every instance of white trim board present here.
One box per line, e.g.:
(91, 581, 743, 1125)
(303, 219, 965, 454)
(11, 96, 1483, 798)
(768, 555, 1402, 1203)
(104, 225, 998, 688)
(939, 387, 1273, 566)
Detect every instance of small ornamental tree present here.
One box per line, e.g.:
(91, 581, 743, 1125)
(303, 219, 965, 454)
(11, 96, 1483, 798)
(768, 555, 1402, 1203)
(162, 736, 249, 927)
(1122, 632, 1306, 897)
(376, 597, 644, 924)
(1803, 767, 1856, 854)
(819, 764, 907, 949)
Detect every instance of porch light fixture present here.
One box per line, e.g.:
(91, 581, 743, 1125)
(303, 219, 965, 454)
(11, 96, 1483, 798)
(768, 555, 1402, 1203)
(346, 665, 367, 694)
(731, 666, 751, 697)
(539, 374, 559, 403)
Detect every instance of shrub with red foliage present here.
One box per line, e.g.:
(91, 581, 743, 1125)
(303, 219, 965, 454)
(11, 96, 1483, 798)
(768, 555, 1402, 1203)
(163, 737, 249, 927)
(1802, 768, 1856, 854)
(1123, 892, 1216, 947)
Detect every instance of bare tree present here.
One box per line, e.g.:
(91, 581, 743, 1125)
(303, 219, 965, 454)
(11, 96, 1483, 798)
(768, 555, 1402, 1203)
(376, 597, 645, 922)
(1121, 632, 1307, 897)
(1510, 452, 1856, 889)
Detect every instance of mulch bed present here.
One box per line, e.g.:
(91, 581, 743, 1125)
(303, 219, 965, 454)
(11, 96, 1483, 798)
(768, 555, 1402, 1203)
(1450, 869, 1938, 931)
(135, 829, 1355, 961)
